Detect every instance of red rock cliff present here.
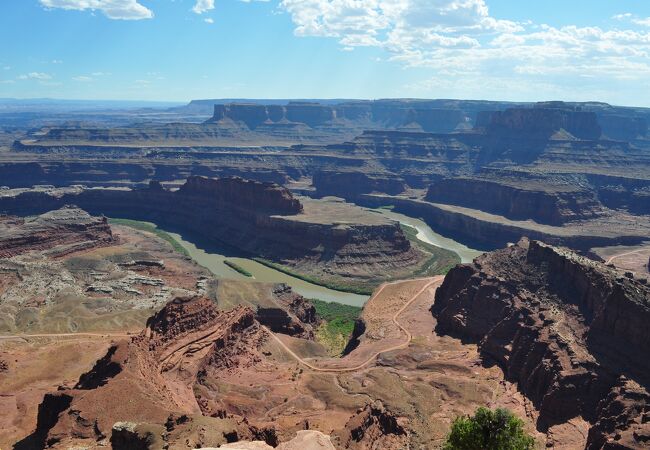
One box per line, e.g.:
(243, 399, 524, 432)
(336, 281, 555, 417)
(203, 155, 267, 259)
(432, 238, 650, 449)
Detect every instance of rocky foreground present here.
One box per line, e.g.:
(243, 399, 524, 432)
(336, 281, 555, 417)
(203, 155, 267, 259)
(433, 238, 650, 449)
(18, 295, 408, 449)
(7, 234, 650, 449)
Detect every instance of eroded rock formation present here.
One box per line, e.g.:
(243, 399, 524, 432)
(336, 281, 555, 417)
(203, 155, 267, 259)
(20, 296, 271, 449)
(334, 402, 408, 449)
(206, 100, 469, 133)
(313, 170, 406, 197)
(178, 176, 302, 215)
(0, 206, 113, 258)
(432, 238, 650, 449)
(476, 103, 602, 140)
(257, 283, 319, 339)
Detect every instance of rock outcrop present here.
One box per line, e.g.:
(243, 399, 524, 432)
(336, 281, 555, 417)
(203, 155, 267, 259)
(313, 170, 406, 197)
(21, 296, 270, 448)
(257, 283, 319, 339)
(196, 430, 336, 450)
(432, 238, 650, 449)
(254, 303, 315, 339)
(0, 206, 113, 258)
(178, 176, 302, 215)
(334, 402, 408, 449)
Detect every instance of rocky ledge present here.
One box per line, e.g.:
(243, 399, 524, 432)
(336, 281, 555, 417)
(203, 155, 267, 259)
(432, 238, 650, 449)
(0, 206, 113, 258)
(177, 176, 303, 215)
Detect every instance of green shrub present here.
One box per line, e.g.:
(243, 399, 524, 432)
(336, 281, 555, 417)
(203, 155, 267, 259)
(310, 299, 362, 355)
(443, 407, 535, 450)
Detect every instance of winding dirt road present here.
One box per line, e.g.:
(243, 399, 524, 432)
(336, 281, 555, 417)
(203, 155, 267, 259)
(605, 248, 649, 265)
(263, 276, 443, 373)
(0, 332, 131, 341)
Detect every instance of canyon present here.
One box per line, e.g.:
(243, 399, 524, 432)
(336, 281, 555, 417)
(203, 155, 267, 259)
(1, 97, 649, 449)
(0, 176, 455, 293)
(6, 236, 649, 449)
(3, 100, 649, 257)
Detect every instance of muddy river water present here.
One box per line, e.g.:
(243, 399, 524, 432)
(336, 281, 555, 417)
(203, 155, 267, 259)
(156, 210, 482, 307)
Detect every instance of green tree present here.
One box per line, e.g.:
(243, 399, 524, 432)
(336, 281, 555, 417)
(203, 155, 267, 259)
(443, 407, 535, 450)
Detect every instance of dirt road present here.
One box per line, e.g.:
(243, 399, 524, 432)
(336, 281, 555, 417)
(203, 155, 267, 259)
(263, 276, 443, 373)
(605, 248, 648, 265)
(0, 332, 131, 341)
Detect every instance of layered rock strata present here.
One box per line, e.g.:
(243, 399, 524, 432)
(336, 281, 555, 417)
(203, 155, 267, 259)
(425, 177, 604, 225)
(0, 206, 113, 258)
(476, 103, 602, 140)
(432, 238, 650, 449)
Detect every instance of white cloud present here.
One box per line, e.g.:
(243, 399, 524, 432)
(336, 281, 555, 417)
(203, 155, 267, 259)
(612, 13, 633, 21)
(51, 59, 63, 64)
(39, 0, 153, 20)
(204, 17, 214, 24)
(611, 12, 650, 27)
(633, 17, 650, 27)
(192, 0, 214, 14)
(71, 72, 109, 82)
(18, 72, 52, 80)
(278, 1, 650, 98)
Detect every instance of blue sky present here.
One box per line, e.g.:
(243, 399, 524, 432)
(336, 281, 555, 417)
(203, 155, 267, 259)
(1, 1, 650, 106)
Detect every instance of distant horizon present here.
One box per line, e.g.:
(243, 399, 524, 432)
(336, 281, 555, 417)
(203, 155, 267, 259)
(1, 96, 649, 110)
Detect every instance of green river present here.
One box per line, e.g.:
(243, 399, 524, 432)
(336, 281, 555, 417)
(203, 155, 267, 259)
(153, 211, 482, 307)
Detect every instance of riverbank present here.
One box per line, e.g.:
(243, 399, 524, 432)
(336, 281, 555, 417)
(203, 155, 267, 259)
(109, 207, 479, 307)
(372, 209, 483, 263)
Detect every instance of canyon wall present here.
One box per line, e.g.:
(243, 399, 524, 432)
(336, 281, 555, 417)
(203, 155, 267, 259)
(476, 104, 602, 139)
(207, 101, 469, 133)
(0, 178, 417, 276)
(425, 178, 604, 225)
(355, 194, 648, 251)
(432, 238, 650, 449)
(313, 170, 407, 197)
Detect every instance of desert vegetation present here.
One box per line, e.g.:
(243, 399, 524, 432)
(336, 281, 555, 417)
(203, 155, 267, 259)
(311, 299, 361, 355)
(443, 407, 536, 450)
